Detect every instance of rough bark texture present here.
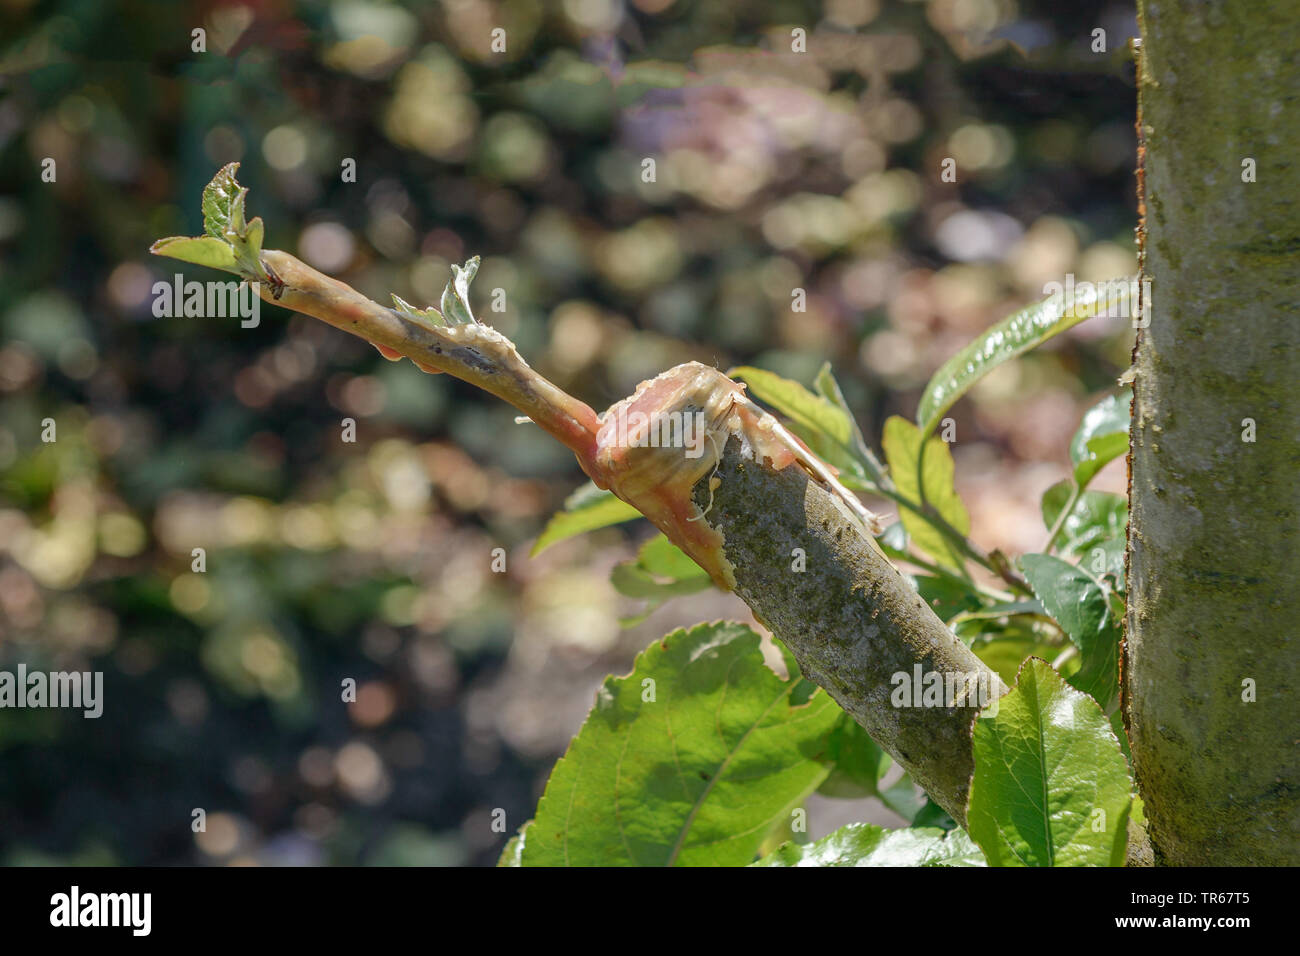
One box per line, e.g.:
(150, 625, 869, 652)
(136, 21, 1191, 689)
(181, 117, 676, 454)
(693, 437, 1007, 825)
(1128, 2, 1300, 865)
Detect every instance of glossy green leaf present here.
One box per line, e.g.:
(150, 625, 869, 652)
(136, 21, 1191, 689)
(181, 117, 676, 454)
(532, 483, 642, 556)
(1070, 391, 1130, 488)
(967, 658, 1133, 866)
(916, 282, 1132, 437)
(730, 365, 852, 446)
(1078, 536, 1126, 592)
(148, 236, 238, 271)
(1041, 482, 1128, 554)
(1077, 432, 1128, 488)
(754, 822, 985, 867)
(881, 416, 970, 570)
(1020, 553, 1121, 711)
(520, 622, 840, 866)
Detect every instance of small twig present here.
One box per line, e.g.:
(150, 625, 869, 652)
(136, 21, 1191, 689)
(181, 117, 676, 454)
(255, 250, 603, 479)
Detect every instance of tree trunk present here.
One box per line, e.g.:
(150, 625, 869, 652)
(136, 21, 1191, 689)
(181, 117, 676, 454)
(1126, 1, 1300, 865)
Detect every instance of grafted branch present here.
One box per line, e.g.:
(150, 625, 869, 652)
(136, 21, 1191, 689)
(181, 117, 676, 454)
(186, 241, 1003, 825)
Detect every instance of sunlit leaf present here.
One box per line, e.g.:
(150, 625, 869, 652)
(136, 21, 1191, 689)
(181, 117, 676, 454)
(1070, 391, 1130, 489)
(967, 658, 1133, 866)
(391, 293, 446, 329)
(148, 236, 238, 271)
(971, 629, 1067, 686)
(916, 282, 1133, 437)
(440, 256, 481, 325)
(881, 416, 970, 570)
(532, 483, 642, 556)
(201, 162, 244, 239)
(753, 822, 986, 867)
(155, 164, 269, 281)
(243, 216, 264, 265)
(1041, 482, 1127, 554)
(520, 622, 840, 866)
(813, 362, 887, 485)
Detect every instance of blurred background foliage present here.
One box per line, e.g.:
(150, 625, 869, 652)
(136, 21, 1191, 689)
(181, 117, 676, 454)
(0, 0, 1137, 865)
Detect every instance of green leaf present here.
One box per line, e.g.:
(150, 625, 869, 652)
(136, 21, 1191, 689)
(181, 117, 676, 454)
(729, 365, 871, 487)
(967, 658, 1133, 866)
(730, 365, 852, 446)
(914, 574, 984, 623)
(520, 622, 841, 866)
(971, 631, 1066, 686)
(951, 599, 1047, 624)
(153, 164, 271, 283)
(1078, 536, 1126, 592)
(753, 822, 985, 867)
(816, 712, 891, 798)
(636, 533, 706, 580)
(1020, 553, 1121, 711)
(881, 416, 970, 570)
(1078, 432, 1127, 487)
(391, 293, 446, 330)
(879, 775, 929, 822)
(912, 799, 958, 831)
(965, 605, 1064, 674)
(609, 535, 712, 625)
(148, 236, 239, 272)
(1041, 482, 1128, 555)
(813, 362, 887, 485)
(916, 282, 1132, 437)
(243, 216, 264, 267)
(440, 256, 481, 325)
(201, 162, 244, 239)
(532, 483, 642, 556)
(1070, 391, 1130, 489)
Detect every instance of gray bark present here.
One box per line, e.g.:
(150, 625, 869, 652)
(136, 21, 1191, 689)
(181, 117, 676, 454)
(693, 437, 1007, 825)
(1127, 1, 1300, 865)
